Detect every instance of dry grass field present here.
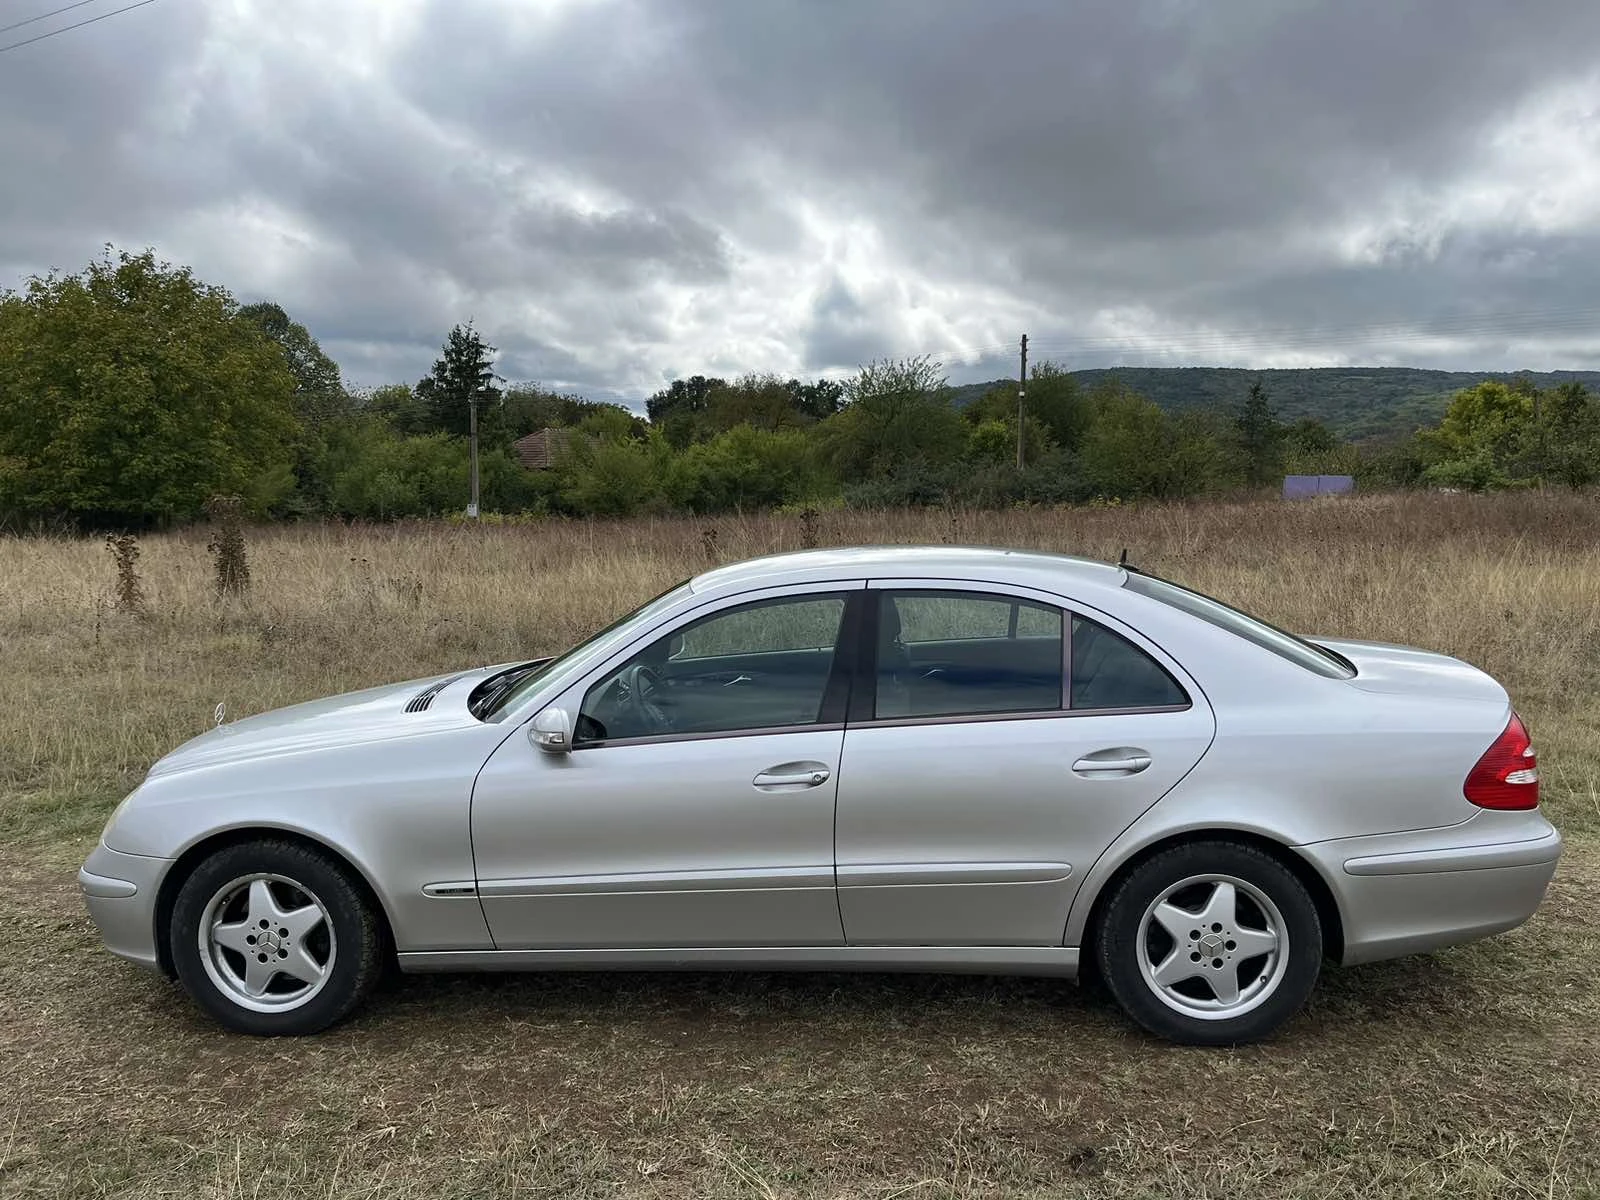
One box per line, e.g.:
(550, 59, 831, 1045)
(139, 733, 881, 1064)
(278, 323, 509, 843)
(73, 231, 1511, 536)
(2, 492, 1598, 1198)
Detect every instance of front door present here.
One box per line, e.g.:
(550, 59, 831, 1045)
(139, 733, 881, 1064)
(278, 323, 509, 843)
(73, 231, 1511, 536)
(835, 586, 1215, 946)
(472, 588, 860, 950)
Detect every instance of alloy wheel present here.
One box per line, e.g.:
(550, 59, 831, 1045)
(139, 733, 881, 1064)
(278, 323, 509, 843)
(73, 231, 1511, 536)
(1135, 872, 1288, 1020)
(197, 873, 337, 1013)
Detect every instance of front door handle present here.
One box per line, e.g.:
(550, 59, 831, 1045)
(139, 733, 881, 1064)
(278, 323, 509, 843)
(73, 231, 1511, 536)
(1072, 749, 1152, 777)
(753, 761, 831, 790)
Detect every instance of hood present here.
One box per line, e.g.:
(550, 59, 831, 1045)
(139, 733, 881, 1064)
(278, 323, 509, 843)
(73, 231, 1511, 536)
(145, 664, 515, 778)
(1315, 638, 1509, 705)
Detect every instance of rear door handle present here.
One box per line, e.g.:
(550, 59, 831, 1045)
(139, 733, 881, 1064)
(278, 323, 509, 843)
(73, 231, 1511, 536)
(753, 761, 831, 790)
(1071, 750, 1152, 776)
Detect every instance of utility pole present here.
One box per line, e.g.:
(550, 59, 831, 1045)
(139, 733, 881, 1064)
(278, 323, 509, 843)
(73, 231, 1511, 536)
(1535, 387, 1546, 483)
(1016, 333, 1028, 470)
(467, 392, 480, 519)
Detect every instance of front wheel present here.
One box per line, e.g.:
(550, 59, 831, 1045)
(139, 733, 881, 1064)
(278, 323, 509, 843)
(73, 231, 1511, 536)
(170, 840, 383, 1035)
(1094, 841, 1322, 1045)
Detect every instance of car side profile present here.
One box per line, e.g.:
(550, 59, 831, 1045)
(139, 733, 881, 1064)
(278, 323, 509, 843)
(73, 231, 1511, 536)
(79, 546, 1562, 1044)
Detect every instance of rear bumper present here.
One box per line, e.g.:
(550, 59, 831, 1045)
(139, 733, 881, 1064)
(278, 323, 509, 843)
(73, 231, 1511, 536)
(79, 843, 170, 973)
(1303, 813, 1562, 966)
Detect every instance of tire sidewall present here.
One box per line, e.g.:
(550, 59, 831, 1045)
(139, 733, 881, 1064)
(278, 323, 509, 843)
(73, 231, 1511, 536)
(1096, 841, 1323, 1046)
(170, 841, 377, 1036)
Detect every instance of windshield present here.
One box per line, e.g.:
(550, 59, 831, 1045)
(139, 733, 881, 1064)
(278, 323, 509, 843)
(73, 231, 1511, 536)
(480, 579, 693, 718)
(1123, 572, 1354, 679)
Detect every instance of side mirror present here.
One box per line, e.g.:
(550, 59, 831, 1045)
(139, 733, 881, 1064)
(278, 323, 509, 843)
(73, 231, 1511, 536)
(529, 707, 574, 754)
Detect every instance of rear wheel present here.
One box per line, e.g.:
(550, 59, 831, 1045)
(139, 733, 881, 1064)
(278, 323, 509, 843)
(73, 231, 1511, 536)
(1094, 840, 1322, 1045)
(170, 840, 383, 1035)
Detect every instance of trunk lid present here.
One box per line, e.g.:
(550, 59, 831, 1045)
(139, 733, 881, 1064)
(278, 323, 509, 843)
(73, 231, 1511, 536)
(1314, 638, 1509, 705)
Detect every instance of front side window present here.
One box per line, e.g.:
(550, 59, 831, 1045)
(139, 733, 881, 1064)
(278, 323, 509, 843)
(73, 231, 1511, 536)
(578, 594, 848, 743)
(877, 591, 1064, 719)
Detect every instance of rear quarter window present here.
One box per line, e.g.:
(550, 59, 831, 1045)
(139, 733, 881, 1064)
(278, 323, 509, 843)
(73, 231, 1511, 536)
(1071, 616, 1189, 709)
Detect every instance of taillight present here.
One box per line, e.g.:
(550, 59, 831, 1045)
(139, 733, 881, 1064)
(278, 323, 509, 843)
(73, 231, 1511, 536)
(1464, 713, 1540, 810)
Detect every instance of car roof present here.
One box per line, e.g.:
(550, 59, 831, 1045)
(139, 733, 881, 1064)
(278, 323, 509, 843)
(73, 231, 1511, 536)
(690, 545, 1127, 596)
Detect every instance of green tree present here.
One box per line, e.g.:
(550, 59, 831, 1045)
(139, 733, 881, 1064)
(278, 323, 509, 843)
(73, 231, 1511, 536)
(703, 373, 809, 435)
(1163, 409, 1238, 496)
(1022, 361, 1088, 451)
(1282, 417, 1337, 458)
(787, 377, 845, 421)
(237, 302, 346, 424)
(0, 248, 297, 525)
(498, 385, 636, 442)
(1234, 379, 1283, 487)
(1079, 384, 1172, 499)
(1418, 380, 1532, 490)
(365, 383, 430, 435)
(646, 374, 726, 448)
(575, 405, 646, 442)
(966, 361, 1085, 453)
(1539, 382, 1599, 488)
(964, 412, 1053, 466)
(414, 324, 500, 438)
(323, 421, 539, 519)
(237, 301, 354, 516)
(557, 435, 667, 517)
(1279, 416, 1358, 476)
(818, 356, 964, 479)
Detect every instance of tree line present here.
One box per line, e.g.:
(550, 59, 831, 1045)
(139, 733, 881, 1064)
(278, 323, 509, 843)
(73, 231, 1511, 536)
(1, 249, 1595, 529)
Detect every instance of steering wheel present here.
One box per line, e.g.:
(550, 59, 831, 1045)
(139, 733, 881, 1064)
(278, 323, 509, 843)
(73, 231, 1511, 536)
(620, 664, 671, 733)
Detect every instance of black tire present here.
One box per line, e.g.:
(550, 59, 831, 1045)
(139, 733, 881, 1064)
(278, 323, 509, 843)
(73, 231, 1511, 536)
(170, 839, 384, 1036)
(1094, 840, 1322, 1046)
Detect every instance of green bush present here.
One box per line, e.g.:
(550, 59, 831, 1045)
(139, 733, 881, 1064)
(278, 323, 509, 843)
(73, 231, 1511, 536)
(667, 425, 828, 513)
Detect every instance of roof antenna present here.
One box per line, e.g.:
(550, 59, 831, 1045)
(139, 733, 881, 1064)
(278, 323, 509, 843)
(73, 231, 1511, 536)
(1118, 547, 1128, 568)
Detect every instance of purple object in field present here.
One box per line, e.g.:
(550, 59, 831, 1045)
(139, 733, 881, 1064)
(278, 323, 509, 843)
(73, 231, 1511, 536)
(1282, 474, 1355, 499)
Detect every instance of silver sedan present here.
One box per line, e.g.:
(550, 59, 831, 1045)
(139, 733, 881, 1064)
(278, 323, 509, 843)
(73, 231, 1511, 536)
(80, 546, 1561, 1044)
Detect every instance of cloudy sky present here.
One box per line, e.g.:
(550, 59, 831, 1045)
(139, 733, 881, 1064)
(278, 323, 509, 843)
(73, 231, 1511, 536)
(4, 0, 1600, 403)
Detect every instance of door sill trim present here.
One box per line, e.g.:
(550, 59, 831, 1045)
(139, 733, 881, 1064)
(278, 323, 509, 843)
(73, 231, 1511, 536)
(397, 945, 1080, 977)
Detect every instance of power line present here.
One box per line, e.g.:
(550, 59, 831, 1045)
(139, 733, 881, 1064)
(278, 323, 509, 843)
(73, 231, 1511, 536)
(0, 0, 155, 54)
(0, 0, 100, 36)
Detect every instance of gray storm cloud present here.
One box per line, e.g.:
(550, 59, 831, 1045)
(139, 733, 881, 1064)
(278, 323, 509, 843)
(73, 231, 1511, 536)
(4, 0, 1599, 401)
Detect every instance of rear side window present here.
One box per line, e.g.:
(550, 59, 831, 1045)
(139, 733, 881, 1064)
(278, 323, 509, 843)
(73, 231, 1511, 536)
(1123, 573, 1353, 679)
(1071, 616, 1188, 710)
(877, 591, 1064, 719)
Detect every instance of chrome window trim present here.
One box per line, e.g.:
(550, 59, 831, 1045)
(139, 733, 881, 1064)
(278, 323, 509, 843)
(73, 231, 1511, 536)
(571, 721, 845, 752)
(853, 703, 1193, 733)
(568, 700, 1197, 751)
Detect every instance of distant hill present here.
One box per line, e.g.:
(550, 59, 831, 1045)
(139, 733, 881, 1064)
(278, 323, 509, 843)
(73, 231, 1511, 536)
(945, 367, 1600, 441)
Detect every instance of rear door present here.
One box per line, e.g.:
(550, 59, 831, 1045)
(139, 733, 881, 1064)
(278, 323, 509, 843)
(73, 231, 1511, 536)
(834, 582, 1215, 946)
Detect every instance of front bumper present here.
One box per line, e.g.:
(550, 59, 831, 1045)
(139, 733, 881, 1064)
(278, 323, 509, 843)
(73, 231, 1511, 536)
(79, 843, 171, 973)
(1302, 811, 1562, 966)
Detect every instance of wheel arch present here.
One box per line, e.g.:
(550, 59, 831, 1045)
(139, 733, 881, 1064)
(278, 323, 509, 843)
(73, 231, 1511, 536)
(1074, 828, 1346, 967)
(153, 826, 396, 977)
